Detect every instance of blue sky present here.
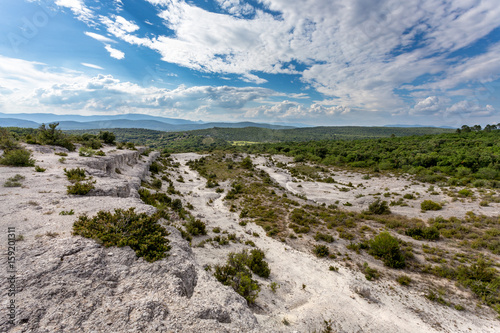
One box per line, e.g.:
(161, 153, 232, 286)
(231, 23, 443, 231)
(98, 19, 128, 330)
(0, 0, 499, 126)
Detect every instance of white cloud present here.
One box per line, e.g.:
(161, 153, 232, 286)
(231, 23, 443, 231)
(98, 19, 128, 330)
(104, 44, 125, 59)
(84, 31, 116, 43)
(409, 96, 448, 116)
(81, 63, 104, 70)
(55, 0, 94, 24)
(246, 100, 350, 120)
(444, 101, 497, 118)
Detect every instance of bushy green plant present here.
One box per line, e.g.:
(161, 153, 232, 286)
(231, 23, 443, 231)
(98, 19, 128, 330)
(214, 250, 262, 304)
(95, 150, 106, 156)
(368, 232, 406, 268)
(0, 148, 35, 166)
(314, 232, 334, 243)
(458, 189, 473, 197)
(313, 244, 330, 257)
(72, 208, 170, 262)
(421, 200, 442, 211)
(362, 262, 380, 281)
(98, 131, 116, 144)
(368, 199, 391, 214)
(64, 167, 86, 182)
(240, 156, 253, 169)
(34, 165, 46, 172)
(79, 146, 95, 157)
(185, 218, 207, 236)
(38, 123, 75, 151)
(67, 180, 95, 195)
(59, 209, 74, 215)
(247, 249, 271, 278)
(396, 275, 412, 286)
(405, 226, 440, 240)
(151, 178, 162, 189)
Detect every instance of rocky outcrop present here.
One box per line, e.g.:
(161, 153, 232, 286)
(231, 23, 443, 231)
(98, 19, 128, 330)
(84, 149, 160, 198)
(3, 227, 262, 333)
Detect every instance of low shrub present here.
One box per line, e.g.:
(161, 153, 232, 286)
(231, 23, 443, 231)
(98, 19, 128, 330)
(64, 168, 86, 182)
(405, 226, 440, 240)
(34, 165, 46, 172)
(185, 218, 207, 236)
(314, 232, 334, 243)
(313, 244, 330, 257)
(421, 200, 442, 211)
(67, 180, 95, 195)
(247, 249, 271, 278)
(368, 232, 406, 268)
(214, 250, 266, 304)
(362, 262, 380, 281)
(396, 275, 412, 286)
(0, 148, 35, 167)
(4, 174, 25, 187)
(72, 208, 170, 262)
(79, 146, 95, 157)
(368, 199, 391, 214)
(95, 150, 106, 156)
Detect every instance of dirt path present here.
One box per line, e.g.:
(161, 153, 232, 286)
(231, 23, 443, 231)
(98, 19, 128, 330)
(171, 153, 500, 333)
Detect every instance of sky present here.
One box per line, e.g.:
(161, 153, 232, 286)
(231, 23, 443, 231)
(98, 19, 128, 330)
(0, 0, 499, 127)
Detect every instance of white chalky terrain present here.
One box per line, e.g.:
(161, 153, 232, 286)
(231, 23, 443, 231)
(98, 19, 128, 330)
(0, 147, 498, 332)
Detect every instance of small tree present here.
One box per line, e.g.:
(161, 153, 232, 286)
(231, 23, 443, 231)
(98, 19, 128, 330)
(99, 131, 116, 144)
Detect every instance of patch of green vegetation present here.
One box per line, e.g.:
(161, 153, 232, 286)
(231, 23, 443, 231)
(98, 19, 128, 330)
(64, 168, 86, 182)
(368, 232, 406, 268)
(0, 148, 35, 167)
(421, 200, 442, 211)
(3, 174, 25, 187)
(368, 199, 391, 214)
(73, 208, 170, 262)
(396, 275, 412, 286)
(214, 249, 270, 304)
(67, 180, 95, 195)
(313, 244, 330, 257)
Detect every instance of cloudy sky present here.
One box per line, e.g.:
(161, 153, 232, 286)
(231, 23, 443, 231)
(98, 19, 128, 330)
(0, 0, 499, 126)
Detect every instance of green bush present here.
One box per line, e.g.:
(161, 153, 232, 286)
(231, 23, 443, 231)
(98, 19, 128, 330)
(79, 146, 95, 157)
(151, 178, 162, 189)
(64, 168, 86, 182)
(396, 275, 412, 286)
(313, 244, 330, 257)
(405, 226, 440, 240)
(214, 250, 263, 304)
(95, 150, 106, 156)
(362, 262, 380, 281)
(185, 218, 207, 236)
(368, 199, 391, 214)
(368, 232, 405, 268)
(67, 180, 95, 195)
(38, 123, 75, 151)
(247, 249, 271, 278)
(72, 208, 170, 262)
(99, 131, 116, 144)
(34, 165, 46, 172)
(314, 232, 334, 243)
(0, 148, 35, 166)
(240, 156, 253, 169)
(421, 200, 442, 211)
(458, 189, 473, 197)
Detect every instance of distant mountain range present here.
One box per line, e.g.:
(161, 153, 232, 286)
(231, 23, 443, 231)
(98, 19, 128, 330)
(0, 112, 295, 131)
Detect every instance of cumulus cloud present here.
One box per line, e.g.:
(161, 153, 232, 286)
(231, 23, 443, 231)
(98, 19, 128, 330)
(104, 44, 125, 59)
(444, 101, 497, 118)
(409, 96, 448, 116)
(246, 100, 350, 120)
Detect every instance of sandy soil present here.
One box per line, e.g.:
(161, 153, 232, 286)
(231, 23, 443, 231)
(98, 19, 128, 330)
(168, 153, 500, 333)
(254, 155, 499, 220)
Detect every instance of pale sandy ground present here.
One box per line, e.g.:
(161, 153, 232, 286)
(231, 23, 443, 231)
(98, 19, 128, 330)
(256, 155, 499, 220)
(168, 153, 500, 333)
(1, 148, 499, 332)
(0, 144, 155, 240)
